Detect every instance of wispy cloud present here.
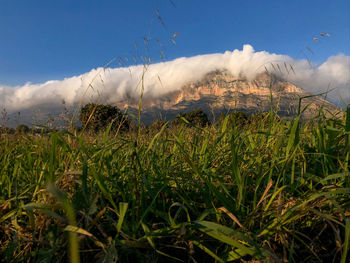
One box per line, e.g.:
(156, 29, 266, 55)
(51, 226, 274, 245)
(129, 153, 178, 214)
(1, 44, 349, 115)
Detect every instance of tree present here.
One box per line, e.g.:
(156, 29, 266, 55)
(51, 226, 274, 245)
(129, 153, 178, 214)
(16, 124, 30, 134)
(217, 111, 248, 127)
(172, 109, 210, 127)
(79, 103, 129, 132)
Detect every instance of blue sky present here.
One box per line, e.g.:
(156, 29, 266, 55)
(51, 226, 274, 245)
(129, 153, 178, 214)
(0, 0, 349, 86)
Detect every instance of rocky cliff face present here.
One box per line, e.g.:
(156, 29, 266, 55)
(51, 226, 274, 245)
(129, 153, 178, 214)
(116, 70, 339, 122)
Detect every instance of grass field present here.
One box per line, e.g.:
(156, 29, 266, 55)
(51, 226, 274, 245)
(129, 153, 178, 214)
(0, 109, 349, 262)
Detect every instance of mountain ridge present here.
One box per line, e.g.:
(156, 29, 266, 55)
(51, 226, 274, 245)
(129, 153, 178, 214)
(116, 70, 339, 123)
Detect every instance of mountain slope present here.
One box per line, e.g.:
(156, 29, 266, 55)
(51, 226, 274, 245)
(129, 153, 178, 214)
(117, 70, 339, 122)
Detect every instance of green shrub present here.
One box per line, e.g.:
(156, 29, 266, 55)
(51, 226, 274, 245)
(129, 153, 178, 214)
(217, 111, 248, 127)
(16, 124, 30, 134)
(172, 109, 210, 127)
(147, 118, 167, 132)
(79, 103, 129, 132)
(0, 126, 15, 134)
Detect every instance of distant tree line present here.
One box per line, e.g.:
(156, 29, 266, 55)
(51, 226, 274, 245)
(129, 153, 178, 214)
(0, 103, 273, 135)
(78, 104, 254, 132)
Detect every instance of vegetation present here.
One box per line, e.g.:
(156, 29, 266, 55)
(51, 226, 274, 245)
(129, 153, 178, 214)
(217, 111, 248, 127)
(79, 103, 129, 132)
(172, 109, 210, 127)
(0, 108, 349, 263)
(15, 124, 30, 134)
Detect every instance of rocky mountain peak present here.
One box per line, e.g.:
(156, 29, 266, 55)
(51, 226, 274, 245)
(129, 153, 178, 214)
(116, 70, 339, 122)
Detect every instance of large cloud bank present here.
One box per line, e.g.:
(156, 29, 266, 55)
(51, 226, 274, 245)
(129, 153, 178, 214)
(1, 44, 350, 115)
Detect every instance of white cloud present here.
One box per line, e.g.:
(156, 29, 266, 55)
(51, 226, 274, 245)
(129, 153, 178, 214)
(1, 44, 349, 114)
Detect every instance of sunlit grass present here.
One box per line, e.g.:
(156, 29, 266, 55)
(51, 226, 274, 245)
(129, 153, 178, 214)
(0, 108, 349, 262)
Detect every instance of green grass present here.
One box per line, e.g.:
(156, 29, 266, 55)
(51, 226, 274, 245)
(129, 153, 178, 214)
(0, 109, 349, 262)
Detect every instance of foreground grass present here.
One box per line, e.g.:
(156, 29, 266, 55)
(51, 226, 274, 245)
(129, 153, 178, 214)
(0, 111, 349, 262)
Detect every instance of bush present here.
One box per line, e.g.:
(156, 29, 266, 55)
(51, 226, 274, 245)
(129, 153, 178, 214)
(0, 126, 15, 134)
(147, 118, 167, 133)
(217, 111, 248, 127)
(16, 124, 30, 134)
(79, 103, 129, 132)
(172, 109, 210, 127)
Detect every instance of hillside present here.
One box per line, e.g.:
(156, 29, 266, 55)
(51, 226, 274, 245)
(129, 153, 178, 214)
(116, 71, 339, 122)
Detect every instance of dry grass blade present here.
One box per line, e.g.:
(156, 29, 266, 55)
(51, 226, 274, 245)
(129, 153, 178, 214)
(218, 206, 244, 228)
(256, 180, 273, 209)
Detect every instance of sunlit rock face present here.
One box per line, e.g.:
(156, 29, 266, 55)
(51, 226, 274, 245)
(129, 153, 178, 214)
(116, 70, 339, 123)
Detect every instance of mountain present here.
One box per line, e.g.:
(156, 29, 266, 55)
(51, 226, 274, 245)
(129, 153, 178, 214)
(4, 70, 339, 128)
(116, 70, 339, 123)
